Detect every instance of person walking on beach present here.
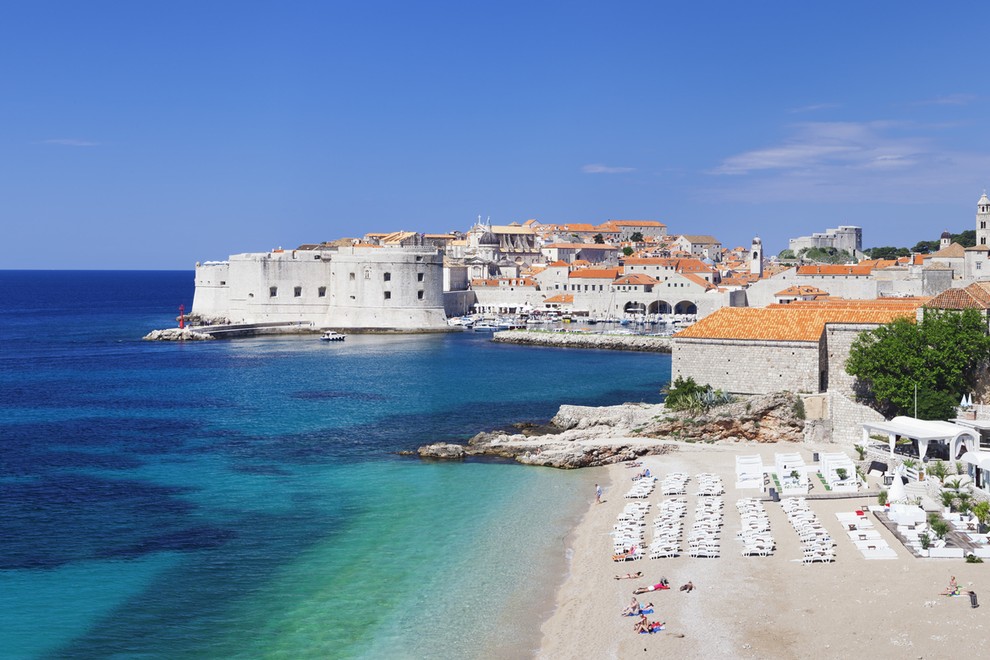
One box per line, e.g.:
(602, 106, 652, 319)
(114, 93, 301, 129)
(595, 483, 603, 504)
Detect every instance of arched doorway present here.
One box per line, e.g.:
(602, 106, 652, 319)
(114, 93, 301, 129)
(624, 301, 646, 314)
(648, 300, 672, 315)
(674, 300, 697, 315)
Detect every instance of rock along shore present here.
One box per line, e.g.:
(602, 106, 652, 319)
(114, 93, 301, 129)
(411, 392, 808, 469)
(491, 330, 672, 352)
(143, 328, 216, 341)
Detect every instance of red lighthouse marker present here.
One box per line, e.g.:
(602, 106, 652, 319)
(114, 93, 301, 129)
(178, 304, 185, 329)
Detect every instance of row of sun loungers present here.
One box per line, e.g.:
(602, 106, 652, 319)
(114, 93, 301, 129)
(612, 501, 649, 560)
(649, 498, 687, 559)
(781, 498, 835, 564)
(661, 472, 689, 496)
(687, 497, 723, 557)
(624, 476, 657, 499)
(736, 498, 775, 556)
(696, 473, 725, 497)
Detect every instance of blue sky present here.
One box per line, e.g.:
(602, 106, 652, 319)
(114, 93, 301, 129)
(3, 1, 990, 269)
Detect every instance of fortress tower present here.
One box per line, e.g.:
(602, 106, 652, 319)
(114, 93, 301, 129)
(978, 191, 990, 247)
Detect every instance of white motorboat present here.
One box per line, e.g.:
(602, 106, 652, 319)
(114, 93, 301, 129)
(320, 331, 346, 342)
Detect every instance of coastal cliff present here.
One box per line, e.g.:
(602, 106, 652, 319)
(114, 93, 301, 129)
(414, 392, 806, 469)
(491, 330, 672, 352)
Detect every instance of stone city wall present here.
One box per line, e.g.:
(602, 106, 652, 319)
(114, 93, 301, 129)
(671, 338, 821, 395)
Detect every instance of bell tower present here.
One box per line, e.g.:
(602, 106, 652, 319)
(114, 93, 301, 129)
(977, 191, 990, 247)
(750, 237, 763, 277)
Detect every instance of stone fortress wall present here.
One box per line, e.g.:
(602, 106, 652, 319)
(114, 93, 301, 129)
(191, 246, 449, 330)
(671, 338, 822, 395)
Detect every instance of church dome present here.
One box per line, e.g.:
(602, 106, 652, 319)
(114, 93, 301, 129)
(478, 230, 499, 246)
(941, 230, 952, 239)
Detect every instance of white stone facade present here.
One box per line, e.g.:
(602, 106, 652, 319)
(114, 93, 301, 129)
(192, 246, 448, 330)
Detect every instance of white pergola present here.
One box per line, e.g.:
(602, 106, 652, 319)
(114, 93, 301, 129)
(861, 416, 978, 461)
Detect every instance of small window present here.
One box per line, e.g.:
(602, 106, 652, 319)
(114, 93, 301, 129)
(294, 286, 302, 297)
(269, 287, 277, 297)
(384, 291, 391, 300)
(219, 281, 226, 285)
(384, 272, 391, 282)
(318, 286, 327, 297)
(416, 256, 423, 262)
(417, 290, 424, 300)
(417, 273, 424, 282)
(349, 272, 356, 281)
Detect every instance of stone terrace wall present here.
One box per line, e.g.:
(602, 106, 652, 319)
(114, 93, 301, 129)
(672, 338, 821, 395)
(829, 390, 884, 445)
(825, 323, 878, 397)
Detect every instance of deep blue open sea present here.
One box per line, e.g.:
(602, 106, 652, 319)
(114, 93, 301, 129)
(0, 270, 670, 659)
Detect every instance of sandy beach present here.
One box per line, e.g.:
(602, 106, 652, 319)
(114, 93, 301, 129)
(538, 441, 988, 659)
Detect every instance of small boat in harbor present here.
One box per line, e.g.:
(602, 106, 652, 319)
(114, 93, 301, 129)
(320, 331, 346, 342)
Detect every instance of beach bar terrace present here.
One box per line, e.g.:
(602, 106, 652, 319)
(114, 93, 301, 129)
(861, 416, 978, 463)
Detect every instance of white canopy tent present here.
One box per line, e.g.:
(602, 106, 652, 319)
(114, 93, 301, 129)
(861, 416, 978, 461)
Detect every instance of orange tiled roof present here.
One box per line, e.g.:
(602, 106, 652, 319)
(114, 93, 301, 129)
(543, 294, 574, 304)
(925, 282, 990, 310)
(680, 273, 716, 290)
(569, 268, 620, 279)
(600, 219, 667, 228)
(674, 306, 918, 342)
(796, 264, 874, 276)
(775, 285, 830, 298)
(562, 223, 598, 233)
(613, 273, 659, 286)
(548, 260, 570, 268)
(769, 298, 929, 310)
(926, 243, 966, 259)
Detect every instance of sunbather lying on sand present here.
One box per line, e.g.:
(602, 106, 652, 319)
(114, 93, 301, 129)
(679, 581, 694, 592)
(633, 579, 669, 594)
(614, 571, 643, 580)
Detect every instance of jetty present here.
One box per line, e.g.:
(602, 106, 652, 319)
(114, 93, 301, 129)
(491, 329, 672, 352)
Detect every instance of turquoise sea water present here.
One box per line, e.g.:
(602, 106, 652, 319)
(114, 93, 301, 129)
(0, 271, 671, 658)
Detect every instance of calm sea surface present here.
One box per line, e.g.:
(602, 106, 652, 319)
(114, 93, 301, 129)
(0, 270, 671, 659)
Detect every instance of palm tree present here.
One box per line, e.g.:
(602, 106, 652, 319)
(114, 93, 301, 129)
(940, 490, 957, 512)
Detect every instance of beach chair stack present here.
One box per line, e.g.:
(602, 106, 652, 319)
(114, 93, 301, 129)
(612, 501, 649, 561)
(687, 496, 723, 558)
(696, 473, 725, 496)
(781, 498, 835, 564)
(624, 476, 657, 499)
(660, 472, 689, 496)
(736, 498, 775, 556)
(649, 497, 687, 559)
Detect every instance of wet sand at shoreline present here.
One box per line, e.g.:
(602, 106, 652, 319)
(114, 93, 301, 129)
(538, 442, 988, 659)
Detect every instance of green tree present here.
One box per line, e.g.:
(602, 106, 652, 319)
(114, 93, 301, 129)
(778, 249, 796, 260)
(622, 246, 634, 256)
(593, 233, 605, 244)
(845, 309, 990, 420)
(630, 231, 644, 243)
(867, 246, 910, 260)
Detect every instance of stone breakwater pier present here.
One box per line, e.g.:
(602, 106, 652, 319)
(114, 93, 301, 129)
(492, 330, 672, 352)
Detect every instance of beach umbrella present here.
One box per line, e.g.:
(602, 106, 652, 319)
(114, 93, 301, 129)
(887, 465, 908, 503)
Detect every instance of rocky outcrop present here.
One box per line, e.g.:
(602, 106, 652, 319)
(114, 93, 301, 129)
(417, 443, 466, 460)
(411, 393, 807, 468)
(143, 328, 215, 341)
(492, 330, 672, 352)
(638, 391, 806, 443)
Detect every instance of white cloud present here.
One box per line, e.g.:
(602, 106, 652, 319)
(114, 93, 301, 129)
(912, 93, 977, 106)
(786, 102, 841, 114)
(41, 138, 100, 147)
(707, 120, 990, 204)
(582, 163, 635, 174)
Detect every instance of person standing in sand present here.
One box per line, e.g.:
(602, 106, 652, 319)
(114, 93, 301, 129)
(595, 483, 603, 504)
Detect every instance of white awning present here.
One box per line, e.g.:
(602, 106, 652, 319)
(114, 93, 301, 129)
(960, 451, 990, 471)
